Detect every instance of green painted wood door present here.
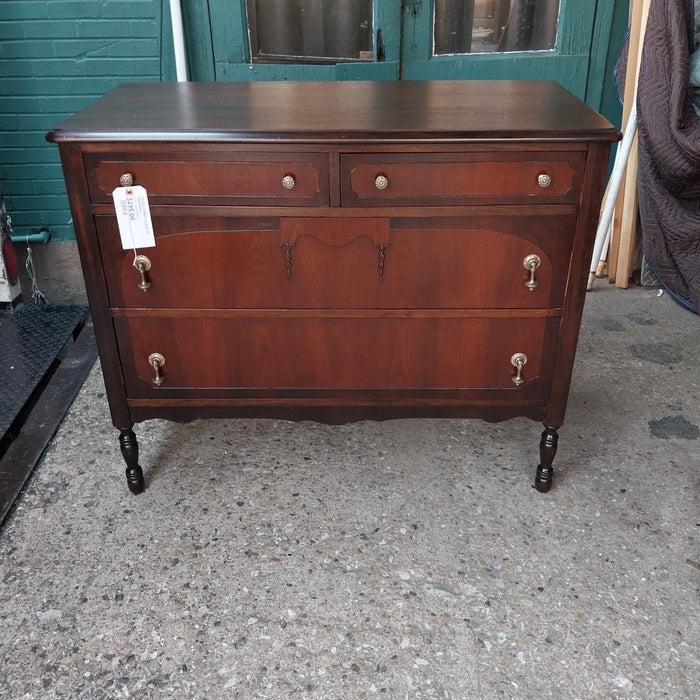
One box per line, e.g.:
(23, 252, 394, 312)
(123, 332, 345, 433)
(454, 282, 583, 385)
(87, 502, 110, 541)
(400, 0, 613, 102)
(180, 1, 619, 105)
(181, 1, 401, 82)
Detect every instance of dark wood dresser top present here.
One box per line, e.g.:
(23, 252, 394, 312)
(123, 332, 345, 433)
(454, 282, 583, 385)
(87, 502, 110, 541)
(47, 80, 619, 144)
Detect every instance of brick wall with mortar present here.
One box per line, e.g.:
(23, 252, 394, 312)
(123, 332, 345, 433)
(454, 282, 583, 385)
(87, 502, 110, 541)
(0, 1, 171, 241)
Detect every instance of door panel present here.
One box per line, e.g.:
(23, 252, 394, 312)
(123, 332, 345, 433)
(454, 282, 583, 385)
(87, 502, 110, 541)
(184, 2, 613, 115)
(209, 0, 402, 81)
(400, 0, 599, 99)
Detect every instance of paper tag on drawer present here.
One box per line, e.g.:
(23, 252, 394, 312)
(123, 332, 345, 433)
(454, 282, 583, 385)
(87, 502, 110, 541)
(112, 186, 156, 250)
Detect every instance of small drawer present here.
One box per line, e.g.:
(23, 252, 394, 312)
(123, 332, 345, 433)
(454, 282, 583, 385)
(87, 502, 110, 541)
(340, 152, 585, 206)
(84, 151, 329, 206)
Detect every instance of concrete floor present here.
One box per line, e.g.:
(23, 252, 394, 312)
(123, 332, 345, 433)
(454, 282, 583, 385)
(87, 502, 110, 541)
(1, 242, 698, 699)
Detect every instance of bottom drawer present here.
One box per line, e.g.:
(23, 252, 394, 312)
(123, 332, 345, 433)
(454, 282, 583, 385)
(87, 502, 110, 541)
(115, 314, 559, 398)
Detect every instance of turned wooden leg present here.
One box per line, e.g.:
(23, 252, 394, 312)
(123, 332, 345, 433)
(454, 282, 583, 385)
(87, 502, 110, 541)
(534, 426, 558, 493)
(119, 427, 145, 494)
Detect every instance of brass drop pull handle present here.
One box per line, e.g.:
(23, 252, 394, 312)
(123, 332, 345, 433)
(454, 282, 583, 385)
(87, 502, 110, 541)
(120, 173, 134, 187)
(511, 352, 528, 385)
(374, 174, 389, 190)
(148, 352, 166, 386)
(523, 254, 541, 291)
(133, 255, 152, 291)
(281, 175, 295, 190)
(537, 173, 552, 188)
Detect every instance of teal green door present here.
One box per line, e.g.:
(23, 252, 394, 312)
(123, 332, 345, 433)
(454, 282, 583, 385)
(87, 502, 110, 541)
(180, 1, 620, 104)
(399, 0, 615, 102)
(185, 1, 402, 82)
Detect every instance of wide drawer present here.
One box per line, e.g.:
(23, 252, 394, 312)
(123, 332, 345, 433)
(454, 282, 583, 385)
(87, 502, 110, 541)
(115, 314, 558, 397)
(97, 212, 575, 310)
(341, 152, 585, 206)
(84, 152, 329, 206)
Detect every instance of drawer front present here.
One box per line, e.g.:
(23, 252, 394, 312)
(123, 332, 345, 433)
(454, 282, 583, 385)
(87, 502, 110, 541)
(341, 152, 585, 206)
(84, 152, 329, 206)
(115, 314, 558, 397)
(97, 212, 574, 310)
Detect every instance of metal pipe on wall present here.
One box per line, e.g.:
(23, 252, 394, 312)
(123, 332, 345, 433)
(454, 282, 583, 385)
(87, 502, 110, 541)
(9, 230, 51, 245)
(588, 100, 638, 290)
(169, 0, 189, 81)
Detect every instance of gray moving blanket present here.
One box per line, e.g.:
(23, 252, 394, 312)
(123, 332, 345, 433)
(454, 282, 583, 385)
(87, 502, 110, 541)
(637, 0, 700, 311)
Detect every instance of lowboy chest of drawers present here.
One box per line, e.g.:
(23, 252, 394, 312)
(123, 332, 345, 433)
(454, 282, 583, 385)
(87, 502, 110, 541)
(48, 81, 618, 494)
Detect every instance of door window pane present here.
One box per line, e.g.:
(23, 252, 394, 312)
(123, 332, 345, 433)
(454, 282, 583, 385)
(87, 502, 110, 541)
(434, 0, 560, 55)
(246, 0, 373, 63)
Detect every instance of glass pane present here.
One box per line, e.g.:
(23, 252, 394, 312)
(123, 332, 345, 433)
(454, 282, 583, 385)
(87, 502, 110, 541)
(246, 0, 373, 63)
(434, 0, 560, 55)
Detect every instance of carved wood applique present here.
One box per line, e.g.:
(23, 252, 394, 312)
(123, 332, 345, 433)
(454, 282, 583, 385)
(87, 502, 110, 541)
(280, 218, 390, 281)
(281, 241, 294, 278)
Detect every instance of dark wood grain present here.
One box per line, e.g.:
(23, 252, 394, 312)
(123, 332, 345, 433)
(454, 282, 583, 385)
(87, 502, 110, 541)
(47, 81, 619, 144)
(95, 212, 574, 311)
(113, 314, 558, 395)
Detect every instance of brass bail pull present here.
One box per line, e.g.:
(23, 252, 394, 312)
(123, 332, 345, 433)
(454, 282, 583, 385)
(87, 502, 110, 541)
(510, 352, 528, 385)
(523, 254, 541, 291)
(148, 352, 165, 386)
(134, 254, 152, 291)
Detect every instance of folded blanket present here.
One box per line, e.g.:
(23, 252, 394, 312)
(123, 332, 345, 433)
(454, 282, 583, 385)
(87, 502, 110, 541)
(637, 0, 700, 311)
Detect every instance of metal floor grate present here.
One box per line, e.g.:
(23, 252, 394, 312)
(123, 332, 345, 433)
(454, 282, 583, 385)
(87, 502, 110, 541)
(0, 304, 89, 449)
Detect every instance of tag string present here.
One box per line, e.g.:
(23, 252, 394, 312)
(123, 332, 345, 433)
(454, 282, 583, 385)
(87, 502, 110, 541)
(125, 190, 140, 261)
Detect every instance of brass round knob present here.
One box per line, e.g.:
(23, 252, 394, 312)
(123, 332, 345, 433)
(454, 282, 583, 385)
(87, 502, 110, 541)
(374, 174, 389, 190)
(120, 173, 134, 187)
(281, 175, 296, 190)
(537, 173, 552, 188)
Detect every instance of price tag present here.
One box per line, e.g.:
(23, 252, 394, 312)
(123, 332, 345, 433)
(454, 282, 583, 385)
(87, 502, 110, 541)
(112, 185, 156, 250)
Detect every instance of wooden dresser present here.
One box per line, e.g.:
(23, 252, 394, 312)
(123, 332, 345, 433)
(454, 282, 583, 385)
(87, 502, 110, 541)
(47, 81, 618, 494)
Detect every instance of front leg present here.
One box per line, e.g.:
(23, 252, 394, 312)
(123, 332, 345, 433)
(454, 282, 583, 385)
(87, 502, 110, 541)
(119, 427, 145, 494)
(534, 426, 558, 493)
